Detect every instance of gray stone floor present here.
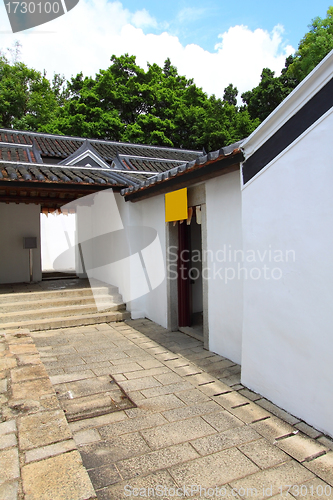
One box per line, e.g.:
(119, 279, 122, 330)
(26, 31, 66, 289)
(30, 319, 333, 500)
(0, 278, 91, 295)
(0, 329, 96, 500)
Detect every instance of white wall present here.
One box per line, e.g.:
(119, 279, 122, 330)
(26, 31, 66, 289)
(75, 189, 168, 328)
(205, 171, 243, 364)
(0, 203, 42, 284)
(41, 213, 76, 271)
(137, 195, 168, 327)
(241, 109, 333, 437)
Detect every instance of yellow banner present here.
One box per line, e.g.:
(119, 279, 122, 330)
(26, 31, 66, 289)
(165, 188, 188, 222)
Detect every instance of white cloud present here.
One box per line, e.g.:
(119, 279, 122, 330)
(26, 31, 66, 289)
(130, 8, 157, 29)
(0, 0, 295, 98)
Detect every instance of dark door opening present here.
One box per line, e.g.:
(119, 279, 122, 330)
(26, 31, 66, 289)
(177, 209, 203, 337)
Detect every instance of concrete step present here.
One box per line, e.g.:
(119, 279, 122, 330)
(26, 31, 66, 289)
(0, 294, 124, 313)
(0, 302, 126, 323)
(0, 310, 131, 331)
(0, 286, 119, 304)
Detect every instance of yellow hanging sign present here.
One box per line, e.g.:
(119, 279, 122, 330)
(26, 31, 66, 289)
(165, 188, 188, 222)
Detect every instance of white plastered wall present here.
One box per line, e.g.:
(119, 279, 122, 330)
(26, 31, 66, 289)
(205, 170, 243, 364)
(241, 109, 333, 437)
(75, 190, 168, 328)
(0, 203, 42, 284)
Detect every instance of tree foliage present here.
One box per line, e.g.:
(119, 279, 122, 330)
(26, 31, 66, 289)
(241, 7, 333, 122)
(287, 7, 333, 81)
(0, 54, 58, 130)
(223, 84, 238, 106)
(41, 54, 258, 151)
(241, 56, 299, 122)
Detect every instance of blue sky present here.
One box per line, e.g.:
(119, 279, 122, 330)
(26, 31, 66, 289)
(121, 0, 330, 51)
(0, 1, 331, 99)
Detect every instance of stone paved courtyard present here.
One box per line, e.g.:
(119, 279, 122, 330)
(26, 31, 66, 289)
(33, 320, 333, 499)
(1, 318, 333, 499)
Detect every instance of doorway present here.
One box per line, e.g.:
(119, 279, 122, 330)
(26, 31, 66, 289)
(178, 210, 204, 339)
(167, 183, 209, 348)
(40, 212, 77, 280)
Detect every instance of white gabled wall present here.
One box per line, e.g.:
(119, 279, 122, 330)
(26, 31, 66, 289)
(0, 203, 42, 284)
(241, 109, 333, 437)
(206, 171, 243, 364)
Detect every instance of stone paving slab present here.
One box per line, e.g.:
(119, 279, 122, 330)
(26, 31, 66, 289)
(98, 412, 168, 439)
(0, 481, 19, 500)
(294, 422, 323, 440)
(176, 387, 212, 405)
(21, 451, 96, 500)
(229, 461, 315, 500)
(97, 469, 177, 500)
(304, 452, 333, 486)
(137, 393, 186, 412)
(276, 434, 328, 462)
(190, 425, 261, 456)
(80, 432, 150, 468)
(251, 416, 297, 442)
(290, 477, 333, 500)
(228, 401, 272, 424)
(0, 329, 97, 500)
(238, 438, 291, 469)
(18, 409, 72, 450)
(24, 439, 77, 463)
(140, 416, 216, 450)
(116, 442, 199, 480)
(0, 448, 20, 484)
(68, 410, 128, 433)
(11, 365, 49, 383)
(140, 381, 193, 398)
(196, 380, 231, 397)
(169, 447, 260, 488)
(200, 409, 245, 432)
(161, 400, 220, 422)
(12, 318, 332, 500)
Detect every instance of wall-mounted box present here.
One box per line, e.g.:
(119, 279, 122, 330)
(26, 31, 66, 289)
(23, 237, 37, 249)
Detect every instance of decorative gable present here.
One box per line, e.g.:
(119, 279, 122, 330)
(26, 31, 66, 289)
(58, 140, 111, 169)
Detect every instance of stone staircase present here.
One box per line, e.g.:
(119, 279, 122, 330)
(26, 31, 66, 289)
(0, 280, 130, 331)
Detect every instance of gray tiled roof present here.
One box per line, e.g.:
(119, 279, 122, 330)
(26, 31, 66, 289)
(0, 161, 134, 187)
(121, 140, 245, 197)
(0, 129, 202, 170)
(0, 129, 244, 196)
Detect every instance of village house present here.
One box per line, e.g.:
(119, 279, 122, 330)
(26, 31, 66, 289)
(1, 49, 333, 438)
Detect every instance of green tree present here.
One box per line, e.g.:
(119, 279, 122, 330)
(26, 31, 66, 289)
(0, 55, 58, 130)
(287, 7, 333, 81)
(241, 7, 333, 123)
(44, 54, 258, 150)
(241, 55, 299, 122)
(223, 84, 238, 106)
